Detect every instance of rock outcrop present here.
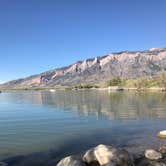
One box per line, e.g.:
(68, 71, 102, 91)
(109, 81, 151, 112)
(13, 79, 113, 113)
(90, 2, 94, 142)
(56, 143, 166, 166)
(145, 149, 162, 160)
(57, 144, 134, 166)
(157, 130, 166, 139)
(83, 144, 134, 166)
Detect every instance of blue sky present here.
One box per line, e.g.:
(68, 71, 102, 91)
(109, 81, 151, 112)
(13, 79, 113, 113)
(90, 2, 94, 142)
(0, 0, 166, 83)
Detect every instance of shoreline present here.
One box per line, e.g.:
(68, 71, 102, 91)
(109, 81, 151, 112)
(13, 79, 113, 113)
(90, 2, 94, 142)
(1, 142, 165, 166)
(56, 144, 166, 166)
(0, 86, 166, 92)
(1, 130, 166, 166)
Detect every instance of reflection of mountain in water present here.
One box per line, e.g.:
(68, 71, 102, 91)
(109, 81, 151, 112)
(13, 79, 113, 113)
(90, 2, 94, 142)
(11, 90, 166, 120)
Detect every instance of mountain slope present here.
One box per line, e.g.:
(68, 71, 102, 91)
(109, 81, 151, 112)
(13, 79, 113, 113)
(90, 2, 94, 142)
(1, 48, 166, 88)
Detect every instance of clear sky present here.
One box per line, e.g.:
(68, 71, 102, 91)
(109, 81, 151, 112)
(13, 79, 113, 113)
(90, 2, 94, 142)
(0, 0, 166, 83)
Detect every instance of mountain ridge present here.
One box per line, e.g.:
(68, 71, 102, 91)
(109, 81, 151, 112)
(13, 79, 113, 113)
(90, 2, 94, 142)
(1, 47, 166, 88)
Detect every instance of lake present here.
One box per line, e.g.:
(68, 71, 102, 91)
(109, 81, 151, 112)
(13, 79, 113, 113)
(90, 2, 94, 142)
(0, 90, 166, 165)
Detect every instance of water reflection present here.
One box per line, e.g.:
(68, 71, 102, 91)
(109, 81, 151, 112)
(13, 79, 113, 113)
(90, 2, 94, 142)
(0, 90, 166, 165)
(7, 90, 166, 120)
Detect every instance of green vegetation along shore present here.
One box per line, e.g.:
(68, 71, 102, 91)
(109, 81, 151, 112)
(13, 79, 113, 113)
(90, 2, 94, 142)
(0, 73, 166, 92)
(106, 73, 166, 91)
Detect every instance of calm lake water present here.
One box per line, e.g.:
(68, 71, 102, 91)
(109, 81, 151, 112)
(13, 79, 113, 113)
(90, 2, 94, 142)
(0, 90, 166, 165)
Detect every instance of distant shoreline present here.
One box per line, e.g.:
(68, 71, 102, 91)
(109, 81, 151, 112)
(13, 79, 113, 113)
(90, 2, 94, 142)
(0, 86, 166, 92)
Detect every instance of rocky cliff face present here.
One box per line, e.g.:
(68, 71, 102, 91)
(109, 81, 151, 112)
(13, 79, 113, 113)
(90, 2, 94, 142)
(1, 48, 166, 88)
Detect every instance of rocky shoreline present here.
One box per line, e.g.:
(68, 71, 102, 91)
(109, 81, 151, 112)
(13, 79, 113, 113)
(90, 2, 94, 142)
(0, 144, 165, 166)
(56, 130, 166, 166)
(0, 131, 166, 166)
(55, 144, 166, 166)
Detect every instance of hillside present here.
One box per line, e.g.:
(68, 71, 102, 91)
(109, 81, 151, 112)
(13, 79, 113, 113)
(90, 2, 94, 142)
(1, 48, 166, 88)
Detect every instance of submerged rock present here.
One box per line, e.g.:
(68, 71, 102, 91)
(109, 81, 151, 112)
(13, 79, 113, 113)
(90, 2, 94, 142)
(56, 155, 86, 166)
(83, 144, 134, 166)
(159, 145, 166, 154)
(148, 161, 166, 166)
(101, 162, 116, 166)
(0, 162, 8, 166)
(145, 149, 162, 161)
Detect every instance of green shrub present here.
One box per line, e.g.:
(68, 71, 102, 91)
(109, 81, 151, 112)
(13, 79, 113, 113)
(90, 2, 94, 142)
(73, 84, 99, 89)
(107, 77, 122, 86)
(106, 73, 166, 89)
(157, 73, 166, 88)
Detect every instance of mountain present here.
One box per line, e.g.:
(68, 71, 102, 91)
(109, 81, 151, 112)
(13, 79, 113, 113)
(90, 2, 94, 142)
(1, 48, 166, 88)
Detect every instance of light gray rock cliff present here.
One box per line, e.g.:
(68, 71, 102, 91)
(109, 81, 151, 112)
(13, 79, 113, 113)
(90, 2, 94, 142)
(1, 48, 166, 88)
